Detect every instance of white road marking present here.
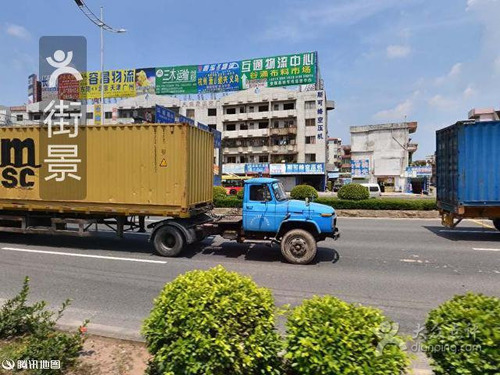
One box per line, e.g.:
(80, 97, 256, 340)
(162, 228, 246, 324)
(400, 258, 429, 263)
(1, 247, 167, 264)
(473, 248, 500, 252)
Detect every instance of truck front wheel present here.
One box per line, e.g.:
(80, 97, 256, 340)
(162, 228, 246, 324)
(493, 219, 500, 231)
(281, 229, 317, 265)
(153, 226, 185, 257)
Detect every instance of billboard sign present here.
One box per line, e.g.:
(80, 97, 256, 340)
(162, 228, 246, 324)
(405, 166, 432, 177)
(58, 73, 80, 101)
(351, 159, 370, 178)
(197, 61, 240, 93)
(178, 114, 195, 126)
(79, 69, 136, 100)
(135, 67, 156, 95)
(245, 163, 269, 174)
(155, 105, 176, 123)
(155, 65, 197, 94)
(222, 163, 245, 174)
(240, 52, 316, 89)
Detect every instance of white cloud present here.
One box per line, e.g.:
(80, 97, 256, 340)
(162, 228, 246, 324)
(463, 85, 476, 98)
(435, 62, 462, 84)
(428, 95, 457, 110)
(5, 24, 31, 40)
(263, 0, 403, 41)
(386, 45, 411, 59)
(373, 99, 413, 121)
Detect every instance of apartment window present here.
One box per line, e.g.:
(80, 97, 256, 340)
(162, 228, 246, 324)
(208, 108, 217, 116)
(105, 112, 112, 119)
(240, 123, 248, 130)
(259, 155, 269, 163)
(305, 100, 315, 110)
(226, 123, 236, 131)
(283, 102, 295, 110)
(248, 106, 254, 113)
(258, 105, 269, 112)
(273, 103, 279, 111)
(258, 121, 268, 129)
(86, 112, 93, 119)
(226, 107, 236, 115)
(16, 115, 23, 122)
(273, 121, 280, 128)
(305, 136, 316, 144)
(186, 108, 195, 118)
(33, 114, 41, 120)
(227, 157, 236, 163)
(208, 124, 216, 131)
(305, 118, 316, 127)
(240, 106, 246, 113)
(305, 153, 317, 162)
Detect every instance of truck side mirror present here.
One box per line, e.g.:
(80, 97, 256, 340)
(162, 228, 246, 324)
(305, 197, 310, 205)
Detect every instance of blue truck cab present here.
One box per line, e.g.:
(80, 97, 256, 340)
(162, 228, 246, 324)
(240, 178, 339, 263)
(150, 177, 339, 264)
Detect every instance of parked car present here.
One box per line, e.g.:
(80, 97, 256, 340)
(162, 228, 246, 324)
(361, 183, 382, 198)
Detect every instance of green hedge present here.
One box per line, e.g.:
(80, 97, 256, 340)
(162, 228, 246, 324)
(424, 292, 500, 374)
(213, 197, 436, 210)
(316, 198, 437, 210)
(337, 183, 370, 200)
(142, 266, 282, 375)
(290, 185, 319, 200)
(213, 186, 227, 200)
(285, 296, 409, 374)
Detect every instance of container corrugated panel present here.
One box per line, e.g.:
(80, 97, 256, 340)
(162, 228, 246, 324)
(0, 123, 214, 217)
(436, 120, 500, 211)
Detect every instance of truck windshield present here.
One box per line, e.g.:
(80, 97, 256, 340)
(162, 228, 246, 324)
(272, 182, 287, 201)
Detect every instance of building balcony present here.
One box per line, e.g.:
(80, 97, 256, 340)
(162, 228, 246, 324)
(269, 126, 297, 136)
(270, 109, 296, 118)
(270, 144, 297, 154)
(223, 128, 269, 138)
(223, 145, 269, 154)
(408, 143, 418, 153)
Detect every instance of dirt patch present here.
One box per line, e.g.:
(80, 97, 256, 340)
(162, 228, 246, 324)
(70, 335, 149, 375)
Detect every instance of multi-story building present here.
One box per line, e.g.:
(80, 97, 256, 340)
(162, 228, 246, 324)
(327, 137, 342, 169)
(468, 108, 500, 121)
(19, 87, 334, 190)
(350, 122, 418, 192)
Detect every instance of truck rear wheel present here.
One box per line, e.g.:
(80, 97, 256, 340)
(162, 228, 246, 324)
(153, 226, 185, 257)
(281, 229, 317, 265)
(493, 219, 500, 231)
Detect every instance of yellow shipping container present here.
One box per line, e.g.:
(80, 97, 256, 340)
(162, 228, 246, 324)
(0, 123, 213, 218)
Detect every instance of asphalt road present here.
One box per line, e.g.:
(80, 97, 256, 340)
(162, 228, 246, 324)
(0, 217, 498, 342)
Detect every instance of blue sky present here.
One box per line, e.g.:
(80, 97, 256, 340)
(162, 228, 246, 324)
(0, 0, 499, 158)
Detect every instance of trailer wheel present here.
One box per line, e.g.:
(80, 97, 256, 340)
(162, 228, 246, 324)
(281, 229, 317, 265)
(153, 225, 185, 257)
(493, 219, 500, 231)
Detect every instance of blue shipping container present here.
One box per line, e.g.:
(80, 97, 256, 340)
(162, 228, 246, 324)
(436, 120, 500, 212)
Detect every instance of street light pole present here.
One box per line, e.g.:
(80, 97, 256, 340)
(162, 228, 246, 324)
(73, 0, 126, 122)
(100, 6, 104, 107)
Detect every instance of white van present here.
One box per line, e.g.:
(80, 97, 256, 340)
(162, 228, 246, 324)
(361, 183, 382, 198)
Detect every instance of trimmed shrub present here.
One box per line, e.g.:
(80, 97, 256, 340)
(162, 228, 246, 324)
(337, 183, 370, 200)
(142, 266, 282, 375)
(315, 197, 437, 211)
(0, 277, 88, 375)
(290, 185, 318, 200)
(214, 196, 242, 208)
(213, 186, 227, 200)
(285, 296, 409, 375)
(424, 292, 500, 374)
(236, 189, 244, 200)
